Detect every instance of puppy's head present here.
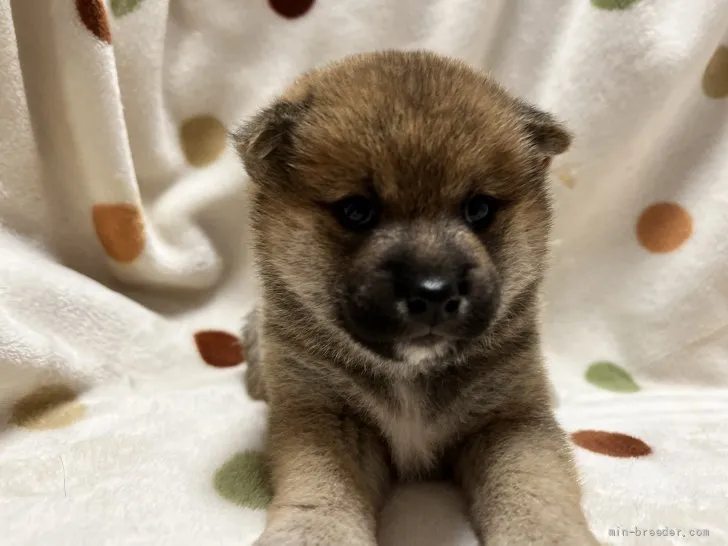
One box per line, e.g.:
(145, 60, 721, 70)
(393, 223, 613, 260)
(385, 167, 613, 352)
(235, 50, 570, 371)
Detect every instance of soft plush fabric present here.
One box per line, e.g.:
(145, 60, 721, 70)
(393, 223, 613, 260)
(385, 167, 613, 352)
(1, 1, 727, 545)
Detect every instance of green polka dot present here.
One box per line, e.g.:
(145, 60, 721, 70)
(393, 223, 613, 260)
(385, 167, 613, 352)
(586, 361, 640, 393)
(591, 0, 641, 10)
(111, 0, 142, 17)
(214, 451, 272, 510)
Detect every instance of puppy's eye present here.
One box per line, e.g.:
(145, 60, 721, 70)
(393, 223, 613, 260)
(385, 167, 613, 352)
(462, 194, 498, 230)
(332, 195, 379, 231)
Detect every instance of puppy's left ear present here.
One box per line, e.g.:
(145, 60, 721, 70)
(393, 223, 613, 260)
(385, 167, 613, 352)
(516, 100, 572, 156)
(231, 95, 310, 186)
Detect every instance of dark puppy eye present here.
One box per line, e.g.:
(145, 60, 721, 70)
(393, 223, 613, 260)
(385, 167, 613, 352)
(332, 195, 379, 231)
(462, 194, 498, 230)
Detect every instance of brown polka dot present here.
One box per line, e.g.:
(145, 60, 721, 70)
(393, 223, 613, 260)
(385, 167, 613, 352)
(76, 0, 111, 43)
(269, 0, 315, 19)
(636, 202, 693, 253)
(571, 430, 652, 458)
(179, 116, 228, 167)
(702, 45, 728, 99)
(195, 330, 244, 367)
(92, 203, 146, 263)
(10, 385, 87, 430)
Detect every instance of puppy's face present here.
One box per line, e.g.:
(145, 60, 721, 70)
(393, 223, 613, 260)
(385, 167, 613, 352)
(236, 51, 570, 369)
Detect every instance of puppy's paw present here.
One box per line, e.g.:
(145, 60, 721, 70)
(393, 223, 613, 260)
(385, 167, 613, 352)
(252, 528, 307, 546)
(253, 509, 375, 546)
(253, 528, 364, 546)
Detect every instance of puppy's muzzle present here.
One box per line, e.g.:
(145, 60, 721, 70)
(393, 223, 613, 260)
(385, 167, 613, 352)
(393, 269, 470, 333)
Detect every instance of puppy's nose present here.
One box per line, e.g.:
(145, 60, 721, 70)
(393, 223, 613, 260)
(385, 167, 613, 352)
(404, 276, 465, 326)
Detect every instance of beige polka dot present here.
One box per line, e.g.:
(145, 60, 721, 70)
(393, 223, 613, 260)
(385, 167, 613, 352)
(92, 203, 145, 263)
(703, 46, 728, 99)
(10, 385, 86, 430)
(180, 115, 228, 167)
(553, 165, 577, 188)
(636, 202, 693, 253)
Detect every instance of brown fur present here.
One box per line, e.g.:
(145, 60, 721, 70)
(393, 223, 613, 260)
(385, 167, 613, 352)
(234, 50, 599, 545)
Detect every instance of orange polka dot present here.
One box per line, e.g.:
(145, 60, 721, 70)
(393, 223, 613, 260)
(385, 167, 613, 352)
(76, 0, 111, 43)
(10, 385, 87, 430)
(179, 116, 228, 167)
(571, 430, 652, 458)
(636, 202, 693, 253)
(92, 203, 146, 263)
(195, 330, 244, 367)
(702, 45, 728, 99)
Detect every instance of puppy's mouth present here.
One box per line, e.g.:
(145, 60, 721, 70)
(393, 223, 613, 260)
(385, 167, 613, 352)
(338, 292, 489, 362)
(408, 333, 441, 345)
(338, 305, 454, 361)
(404, 328, 456, 346)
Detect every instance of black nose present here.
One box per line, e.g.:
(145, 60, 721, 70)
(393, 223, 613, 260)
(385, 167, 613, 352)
(403, 275, 466, 327)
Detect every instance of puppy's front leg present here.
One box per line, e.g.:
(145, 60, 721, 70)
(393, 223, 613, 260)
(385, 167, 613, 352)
(454, 414, 600, 546)
(255, 406, 390, 546)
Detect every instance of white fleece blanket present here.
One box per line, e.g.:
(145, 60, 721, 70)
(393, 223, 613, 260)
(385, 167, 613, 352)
(1, 1, 728, 545)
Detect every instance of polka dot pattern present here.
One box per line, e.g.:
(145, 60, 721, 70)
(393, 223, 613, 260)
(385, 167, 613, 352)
(636, 202, 693, 253)
(92, 203, 146, 263)
(10, 385, 86, 430)
(111, 0, 143, 18)
(586, 361, 640, 393)
(572, 430, 652, 458)
(76, 0, 111, 43)
(269, 0, 316, 19)
(179, 116, 228, 167)
(702, 46, 728, 99)
(591, 0, 641, 10)
(194, 330, 244, 367)
(214, 451, 272, 510)
(553, 165, 577, 189)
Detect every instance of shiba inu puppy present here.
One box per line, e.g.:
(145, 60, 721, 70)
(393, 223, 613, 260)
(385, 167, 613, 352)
(235, 50, 599, 546)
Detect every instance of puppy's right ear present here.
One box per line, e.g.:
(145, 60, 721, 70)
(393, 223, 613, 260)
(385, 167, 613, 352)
(514, 100, 572, 157)
(232, 97, 309, 185)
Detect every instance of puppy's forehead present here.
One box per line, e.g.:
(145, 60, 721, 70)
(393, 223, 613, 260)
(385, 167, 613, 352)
(286, 53, 538, 204)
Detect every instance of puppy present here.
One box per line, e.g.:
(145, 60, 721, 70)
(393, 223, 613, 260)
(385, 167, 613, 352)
(234, 50, 599, 546)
